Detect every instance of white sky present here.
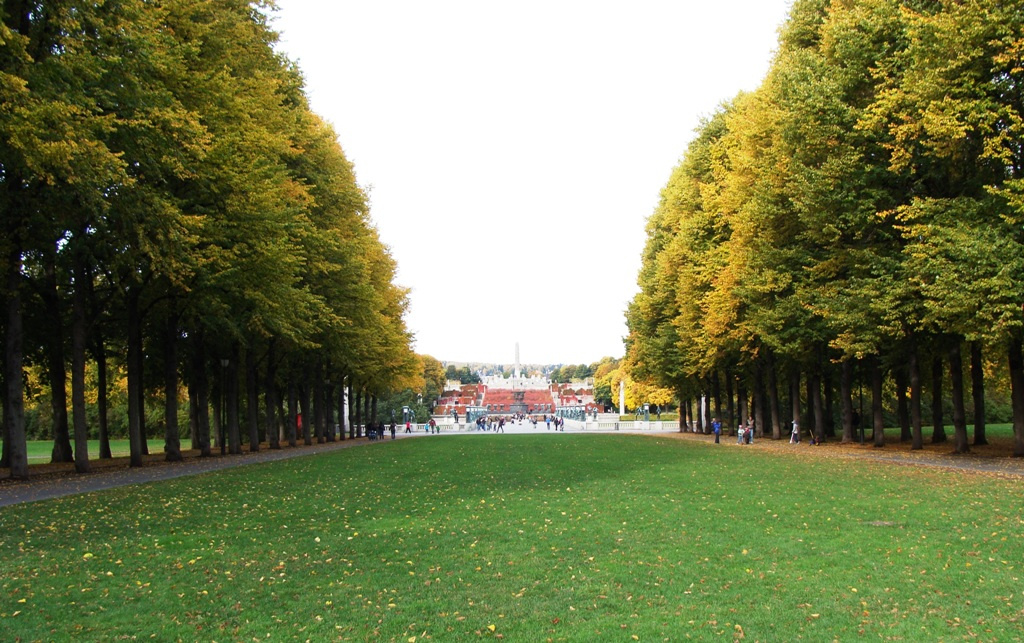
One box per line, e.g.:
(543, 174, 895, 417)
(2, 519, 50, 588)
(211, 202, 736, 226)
(270, 0, 793, 366)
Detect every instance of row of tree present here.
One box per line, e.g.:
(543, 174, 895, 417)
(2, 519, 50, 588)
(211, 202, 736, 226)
(626, 0, 1024, 453)
(1, 0, 421, 478)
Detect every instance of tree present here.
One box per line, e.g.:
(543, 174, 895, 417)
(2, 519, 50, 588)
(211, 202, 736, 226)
(1, 0, 141, 475)
(867, 0, 1024, 453)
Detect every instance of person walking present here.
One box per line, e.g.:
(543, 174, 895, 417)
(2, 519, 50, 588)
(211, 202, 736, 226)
(712, 417, 721, 444)
(790, 421, 799, 444)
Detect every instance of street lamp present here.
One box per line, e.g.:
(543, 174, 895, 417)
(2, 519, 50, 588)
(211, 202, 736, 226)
(220, 358, 229, 456)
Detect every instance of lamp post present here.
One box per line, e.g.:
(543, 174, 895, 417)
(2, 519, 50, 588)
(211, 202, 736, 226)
(220, 358, 228, 456)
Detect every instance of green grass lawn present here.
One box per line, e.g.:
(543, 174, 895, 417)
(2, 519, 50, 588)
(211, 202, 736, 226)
(1, 434, 1021, 640)
(25, 439, 133, 462)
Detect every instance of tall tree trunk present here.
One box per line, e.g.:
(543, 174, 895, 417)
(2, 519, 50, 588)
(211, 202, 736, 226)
(1, 369, 9, 468)
(4, 247, 29, 478)
(94, 334, 112, 458)
(361, 388, 370, 438)
(949, 341, 968, 454)
(725, 368, 735, 432)
(677, 392, 686, 432)
(810, 371, 825, 444)
(693, 393, 703, 433)
(313, 362, 325, 444)
(370, 393, 378, 430)
(737, 380, 748, 428)
(1, 371, 9, 469)
(704, 386, 713, 432)
(790, 367, 801, 432)
(246, 346, 260, 452)
(188, 378, 199, 450)
(300, 377, 313, 447)
(43, 247, 73, 463)
(970, 341, 987, 446)
(163, 311, 182, 462)
(137, 324, 149, 457)
(805, 375, 816, 438)
(126, 287, 144, 467)
(338, 373, 347, 441)
(266, 339, 280, 449)
(840, 359, 854, 443)
(227, 344, 240, 455)
(765, 351, 781, 440)
(277, 393, 287, 444)
(822, 362, 835, 438)
(872, 357, 885, 448)
(909, 342, 923, 450)
(895, 366, 911, 442)
(349, 380, 358, 440)
(324, 368, 334, 443)
(1008, 336, 1024, 457)
(191, 332, 211, 457)
(752, 363, 766, 438)
(931, 352, 947, 444)
(212, 380, 222, 452)
(712, 371, 723, 426)
(71, 258, 91, 472)
(287, 379, 298, 448)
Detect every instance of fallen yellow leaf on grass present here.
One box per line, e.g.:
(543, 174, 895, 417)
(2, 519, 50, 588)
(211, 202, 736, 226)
(488, 624, 496, 632)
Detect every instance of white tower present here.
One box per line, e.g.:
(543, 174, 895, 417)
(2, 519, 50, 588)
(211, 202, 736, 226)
(514, 342, 521, 380)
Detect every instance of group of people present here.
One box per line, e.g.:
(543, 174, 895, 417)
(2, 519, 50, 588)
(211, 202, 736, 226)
(737, 420, 755, 444)
(363, 413, 584, 436)
(475, 416, 508, 432)
(367, 421, 396, 441)
(545, 414, 565, 431)
(708, 417, 756, 444)
(362, 418, 442, 439)
(472, 414, 546, 431)
(708, 417, 816, 445)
